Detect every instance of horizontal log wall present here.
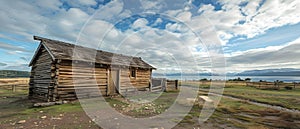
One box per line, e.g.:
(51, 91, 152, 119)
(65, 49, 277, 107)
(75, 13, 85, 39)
(56, 60, 108, 100)
(29, 47, 54, 101)
(119, 68, 151, 93)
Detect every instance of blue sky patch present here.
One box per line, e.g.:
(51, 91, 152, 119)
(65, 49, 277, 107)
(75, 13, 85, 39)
(192, 0, 223, 11)
(226, 23, 300, 52)
(257, 0, 267, 11)
(114, 14, 176, 32)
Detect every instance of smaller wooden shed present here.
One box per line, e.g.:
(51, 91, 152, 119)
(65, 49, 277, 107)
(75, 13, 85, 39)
(29, 36, 156, 102)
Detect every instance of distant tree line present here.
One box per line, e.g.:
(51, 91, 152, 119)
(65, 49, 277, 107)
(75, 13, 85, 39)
(199, 77, 252, 81)
(228, 77, 251, 82)
(0, 70, 30, 78)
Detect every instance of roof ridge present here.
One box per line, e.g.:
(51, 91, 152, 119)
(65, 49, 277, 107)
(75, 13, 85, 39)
(33, 36, 138, 59)
(32, 36, 155, 69)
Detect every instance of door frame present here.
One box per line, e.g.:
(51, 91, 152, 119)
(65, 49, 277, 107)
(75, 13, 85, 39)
(110, 69, 120, 94)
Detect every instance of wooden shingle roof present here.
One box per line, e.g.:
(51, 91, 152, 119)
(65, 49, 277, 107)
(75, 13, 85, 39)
(29, 36, 156, 69)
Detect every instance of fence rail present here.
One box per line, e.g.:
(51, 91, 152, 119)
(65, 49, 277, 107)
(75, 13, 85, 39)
(151, 78, 178, 92)
(0, 84, 28, 92)
(183, 80, 299, 90)
(0, 78, 29, 92)
(246, 81, 299, 90)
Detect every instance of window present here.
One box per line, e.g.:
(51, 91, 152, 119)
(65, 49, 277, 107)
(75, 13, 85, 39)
(131, 68, 136, 77)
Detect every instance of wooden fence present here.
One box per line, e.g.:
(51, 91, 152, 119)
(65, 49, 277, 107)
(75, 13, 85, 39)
(166, 80, 179, 91)
(0, 78, 29, 92)
(182, 80, 299, 90)
(151, 78, 166, 92)
(151, 78, 179, 92)
(246, 81, 299, 90)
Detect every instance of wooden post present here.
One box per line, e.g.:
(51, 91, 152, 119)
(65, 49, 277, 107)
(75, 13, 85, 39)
(274, 81, 278, 89)
(106, 68, 110, 96)
(162, 78, 166, 92)
(149, 78, 153, 92)
(175, 80, 178, 90)
(12, 85, 16, 92)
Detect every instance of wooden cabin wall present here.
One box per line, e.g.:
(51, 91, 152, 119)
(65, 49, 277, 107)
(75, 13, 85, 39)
(119, 68, 151, 93)
(56, 60, 108, 100)
(29, 47, 54, 101)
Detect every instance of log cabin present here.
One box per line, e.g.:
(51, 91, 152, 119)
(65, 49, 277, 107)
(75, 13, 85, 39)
(29, 36, 156, 102)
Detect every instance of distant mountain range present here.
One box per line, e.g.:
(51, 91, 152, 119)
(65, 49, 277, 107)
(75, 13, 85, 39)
(0, 70, 30, 78)
(153, 68, 300, 77)
(0, 68, 298, 78)
(234, 68, 300, 76)
(152, 72, 212, 76)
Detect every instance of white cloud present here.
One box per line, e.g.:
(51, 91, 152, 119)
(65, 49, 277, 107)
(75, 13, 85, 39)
(0, 62, 7, 66)
(34, 0, 62, 11)
(226, 38, 300, 72)
(153, 18, 163, 26)
(92, 0, 126, 21)
(132, 18, 149, 29)
(194, 0, 300, 44)
(71, 12, 213, 74)
(78, 0, 97, 6)
(175, 11, 192, 22)
(0, 0, 299, 73)
(139, 0, 165, 11)
(241, 0, 261, 17)
(0, 42, 29, 54)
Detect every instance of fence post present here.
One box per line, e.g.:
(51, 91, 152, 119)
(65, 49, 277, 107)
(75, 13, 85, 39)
(12, 85, 16, 92)
(162, 78, 166, 92)
(199, 80, 202, 87)
(175, 80, 178, 90)
(149, 79, 153, 92)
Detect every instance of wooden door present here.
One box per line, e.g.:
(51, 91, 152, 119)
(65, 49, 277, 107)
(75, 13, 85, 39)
(110, 69, 120, 95)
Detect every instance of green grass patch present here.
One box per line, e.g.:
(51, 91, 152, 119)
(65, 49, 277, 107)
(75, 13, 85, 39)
(23, 102, 83, 115)
(0, 88, 28, 97)
(181, 82, 300, 110)
(222, 86, 300, 110)
(210, 98, 274, 128)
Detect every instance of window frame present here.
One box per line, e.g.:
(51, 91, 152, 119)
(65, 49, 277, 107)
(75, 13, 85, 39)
(130, 68, 136, 78)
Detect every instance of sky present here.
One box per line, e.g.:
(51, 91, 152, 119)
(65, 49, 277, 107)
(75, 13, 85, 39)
(0, 0, 299, 74)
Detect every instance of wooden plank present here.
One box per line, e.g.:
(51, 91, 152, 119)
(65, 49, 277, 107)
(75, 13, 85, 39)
(57, 87, 107, 91)
(58, 71, 107, 75)
(59, 65, 107, 70)
(57, 84, 108, 87)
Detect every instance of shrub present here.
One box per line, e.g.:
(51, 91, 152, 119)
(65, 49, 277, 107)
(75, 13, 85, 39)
(284, 86, 293, 90)
(200, 78, 208, 81)
(229, 77, 244, 81)
(245, 78, 251, 82)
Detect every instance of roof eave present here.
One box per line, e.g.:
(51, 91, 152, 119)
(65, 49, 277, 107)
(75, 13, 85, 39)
(28, 43, 42, 66)
(29, 36, 56, 66)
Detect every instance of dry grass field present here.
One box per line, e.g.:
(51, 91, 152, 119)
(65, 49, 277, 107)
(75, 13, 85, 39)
(0, 78, 29, 92)
(0, 78, 29, 85)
